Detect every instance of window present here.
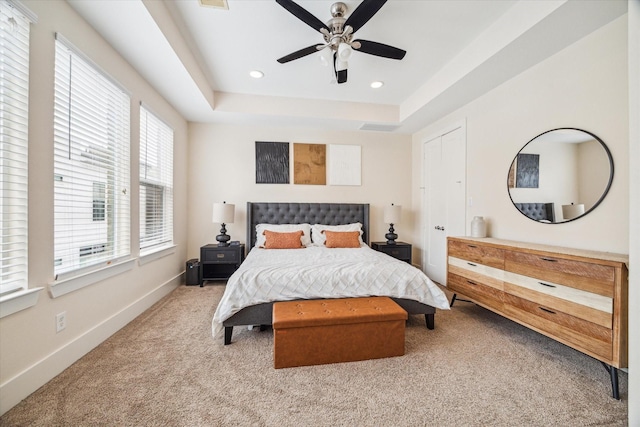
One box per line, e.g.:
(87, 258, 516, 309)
(53, 35, 130, 277)
(139, 106, 173, 252)
(0, 2, 30, 297)
(92, 182, 105, 221)
(79, 243, 106, 265)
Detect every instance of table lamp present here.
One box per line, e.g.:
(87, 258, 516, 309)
(562, 203, 585, 220)
(383, 203, 401, 245)
(212, 201, 235, 246)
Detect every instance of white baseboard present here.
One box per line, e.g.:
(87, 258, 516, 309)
(0, 273, 183, 416)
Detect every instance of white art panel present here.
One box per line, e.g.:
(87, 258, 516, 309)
(329, 144, 361, 186)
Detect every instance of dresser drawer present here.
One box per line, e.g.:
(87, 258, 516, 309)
(202, 248, 240, 263)
(448, 239, 504, 269)
(448, 256, 504, 291)
(447, 273, 504, 312)
(503, 293, 612, 361)
(502, 273, 612, 328)
(504, 250, 614, 297)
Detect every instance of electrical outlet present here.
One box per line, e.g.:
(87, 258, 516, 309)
(56, 311, 66, 333)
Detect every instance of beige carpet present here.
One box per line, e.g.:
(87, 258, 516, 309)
(0, 284, 628, 426)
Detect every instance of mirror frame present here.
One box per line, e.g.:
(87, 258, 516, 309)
(507, 128, 614, 224)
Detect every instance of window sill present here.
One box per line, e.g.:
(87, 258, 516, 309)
(139, 244, 176, 266)
(0, 287, 45, 319)
(50, 258, 136, 298)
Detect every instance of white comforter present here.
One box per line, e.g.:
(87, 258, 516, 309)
(211, 245, 450, 338)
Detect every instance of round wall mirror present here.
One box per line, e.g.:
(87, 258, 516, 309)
(507, 128, 614, 224)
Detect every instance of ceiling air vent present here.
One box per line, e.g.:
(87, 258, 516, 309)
(359, 123, 400, 132)
(198, 0, 229, 9)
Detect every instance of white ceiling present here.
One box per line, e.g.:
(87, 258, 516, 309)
(67, 0, 627, 134)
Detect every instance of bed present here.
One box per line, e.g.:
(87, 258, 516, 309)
(212, 202, 450, 344)
(514, 202, 555, 222)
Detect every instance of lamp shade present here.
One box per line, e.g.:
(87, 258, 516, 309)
(384, 204, 401, 224)
(562, 203, 585, 220)
(318, 46, 332, 66)
(337, 42, 352, 61)
(212, 202, 235, 224)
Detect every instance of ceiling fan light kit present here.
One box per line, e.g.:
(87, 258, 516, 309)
(275, 0, 406, 84)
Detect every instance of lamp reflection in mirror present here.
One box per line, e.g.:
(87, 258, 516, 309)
(212, 201, 235, 246)
(383, 203, 401, 245)
(562, 203, 585, 220)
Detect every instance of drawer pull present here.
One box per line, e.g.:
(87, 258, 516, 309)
(466, 280, 477, 286)
(467, 245, 477, 248)
(467, 262, 477, 267)
(539, 307, 556, 315)
(538, 281, 556, 288)
(217, 254, 225, 258)
(540, 257, 558, 262)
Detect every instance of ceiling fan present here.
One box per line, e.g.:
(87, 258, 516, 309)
(275, 0, 406, 84)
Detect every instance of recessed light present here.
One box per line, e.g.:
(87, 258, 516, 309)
(249, 70, 264, 79)
(370, 81, 384, 89)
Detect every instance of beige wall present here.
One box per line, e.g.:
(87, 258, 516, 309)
(187, 123, 412, 257)
(0, 0, 189, 415)
(411, 15, 629, 256)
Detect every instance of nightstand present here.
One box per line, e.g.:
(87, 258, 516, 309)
(371, 241, 412, 264)
(199, 243, 245, 286)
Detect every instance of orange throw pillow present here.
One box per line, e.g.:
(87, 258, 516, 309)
(323, 231, 361, 248)
(263, 230, 304, 249)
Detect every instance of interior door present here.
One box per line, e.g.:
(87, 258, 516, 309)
(424, 137, 446, 284)
(423, 126, 466, 285)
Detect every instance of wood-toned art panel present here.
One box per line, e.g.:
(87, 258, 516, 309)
(293, 143, 326, 185)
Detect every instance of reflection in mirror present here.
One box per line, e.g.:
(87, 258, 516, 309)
(507, 128, 613, 224)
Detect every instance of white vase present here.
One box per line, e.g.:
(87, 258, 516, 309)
(471, 216, 487, 238)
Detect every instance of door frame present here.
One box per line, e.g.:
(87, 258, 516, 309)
(421, 119, 467, 284)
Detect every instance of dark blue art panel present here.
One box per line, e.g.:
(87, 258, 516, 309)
(255, 141, 290, 184)
(516, 153, 540, 188)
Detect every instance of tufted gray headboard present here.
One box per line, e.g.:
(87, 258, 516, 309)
(514, 202, 555, 222)
(247, 202, 370, 248)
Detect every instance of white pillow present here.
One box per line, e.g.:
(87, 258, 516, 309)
(255, 223, 312, 248)
(311, 223, 364, 246)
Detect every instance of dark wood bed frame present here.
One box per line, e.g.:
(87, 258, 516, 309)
(221, 202, 436, 344)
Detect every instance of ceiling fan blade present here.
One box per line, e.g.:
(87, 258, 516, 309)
(275, 0, 330, 33)
(277, 44, 324, 64)
(353, 39, 406, 60)
(334, 53, 348, 84)
(344, 0, 387, 33)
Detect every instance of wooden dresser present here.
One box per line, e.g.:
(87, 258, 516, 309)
(447, 236, 629, 399)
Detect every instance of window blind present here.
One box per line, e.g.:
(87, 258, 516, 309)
(53, 37, 130, 277)
(139, 106, 173, 251)
(0, 2, 30, 296)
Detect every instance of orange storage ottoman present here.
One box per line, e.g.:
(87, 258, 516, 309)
(272, 297, 407, 369)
